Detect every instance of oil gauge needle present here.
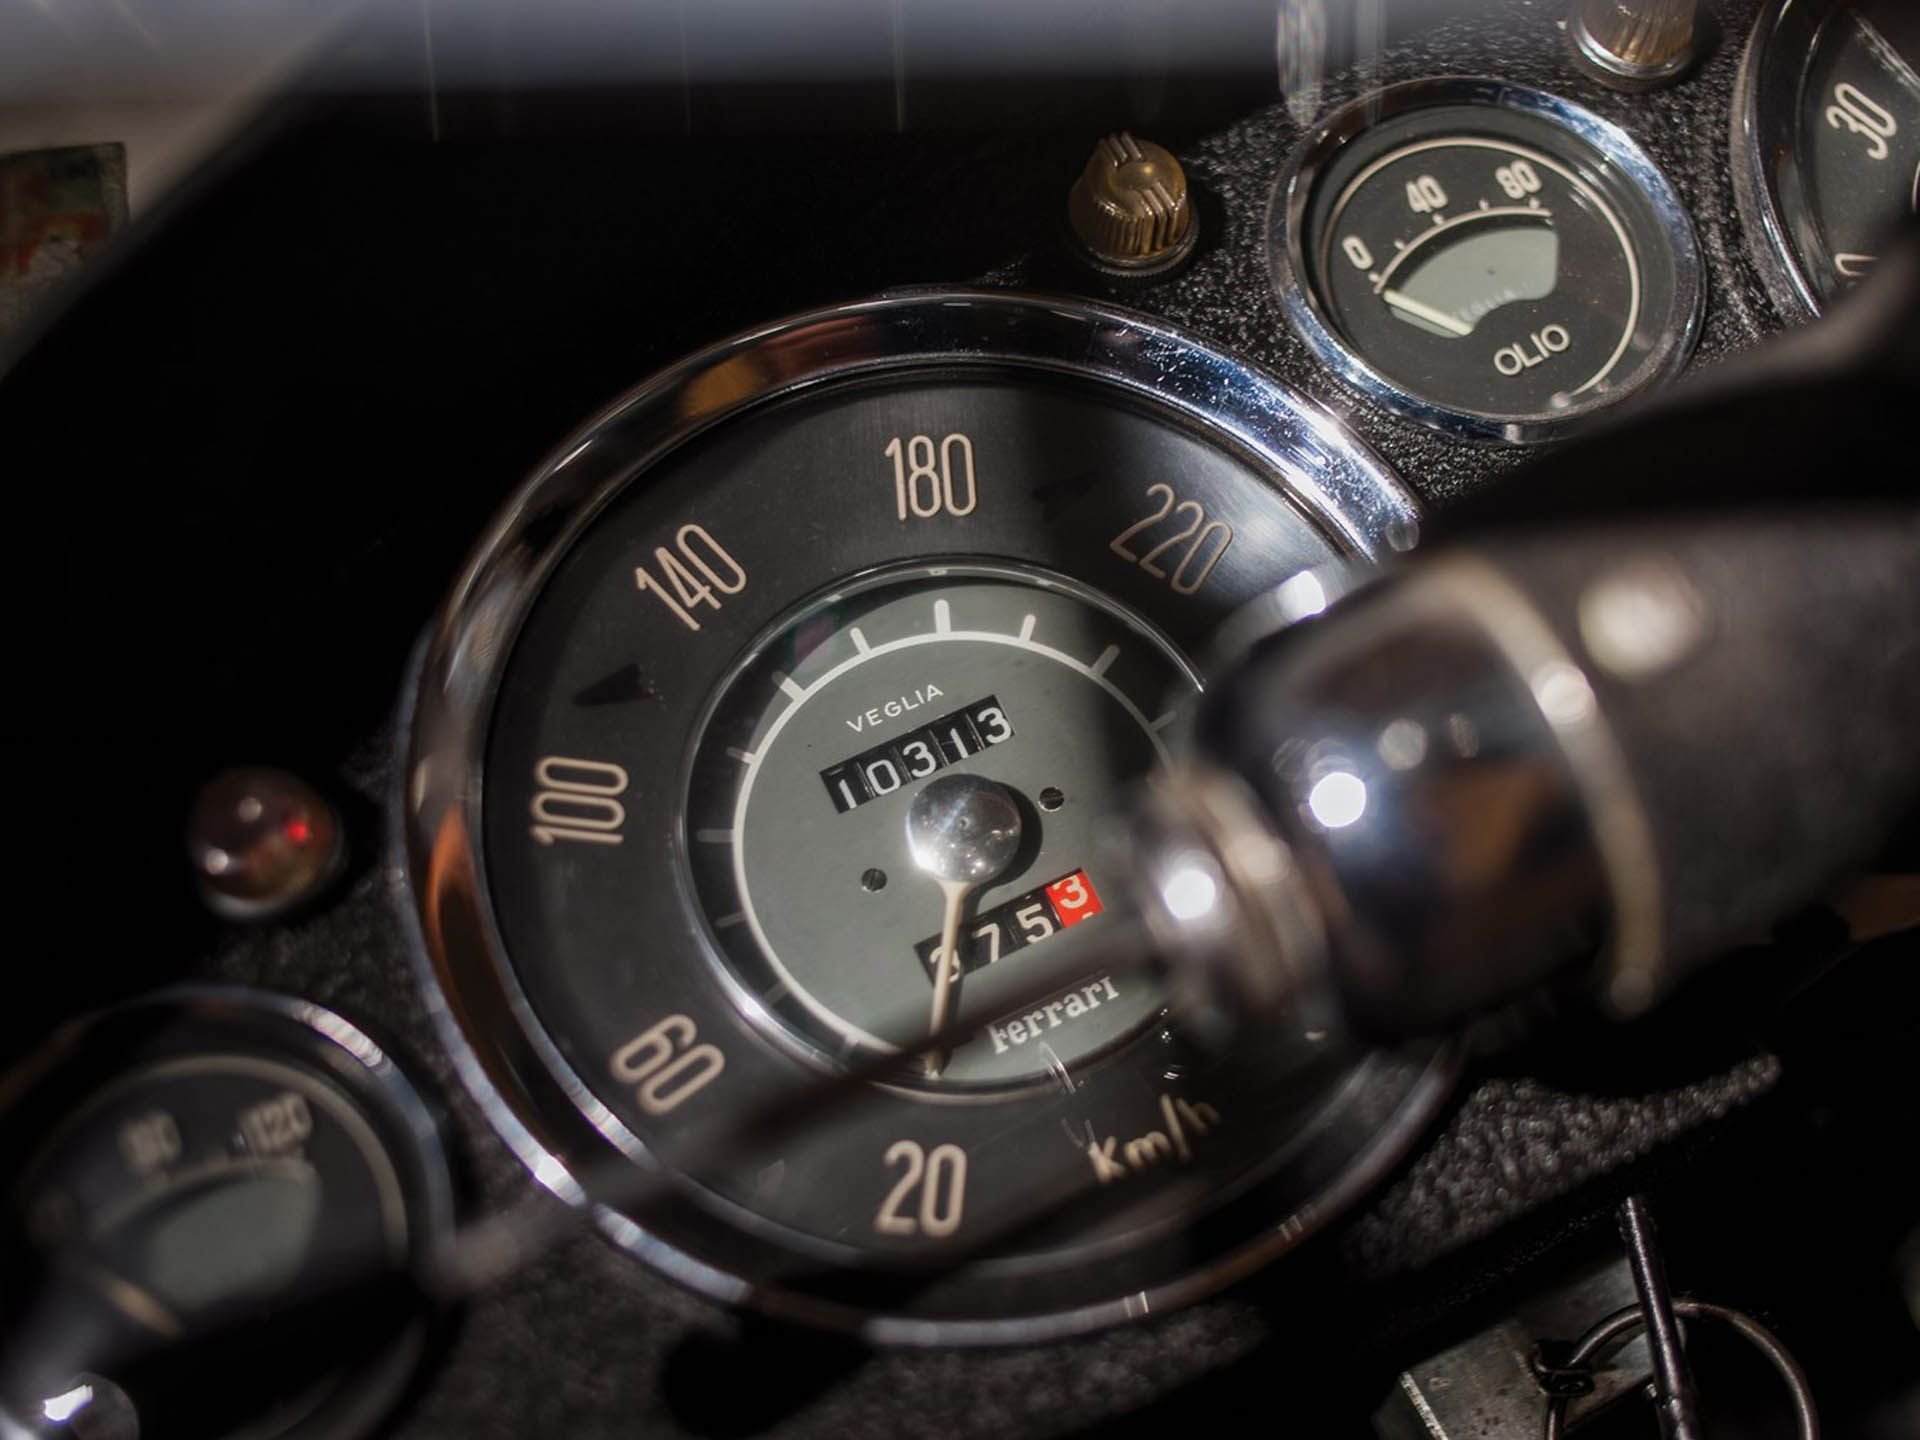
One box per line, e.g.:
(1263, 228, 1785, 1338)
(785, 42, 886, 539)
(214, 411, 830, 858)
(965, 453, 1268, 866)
(1381, 288, 1474, 337)
(905, 774, 1024, 1076)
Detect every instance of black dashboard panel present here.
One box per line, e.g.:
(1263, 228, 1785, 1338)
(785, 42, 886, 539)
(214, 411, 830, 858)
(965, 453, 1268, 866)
(5, 1, 1917, 1436)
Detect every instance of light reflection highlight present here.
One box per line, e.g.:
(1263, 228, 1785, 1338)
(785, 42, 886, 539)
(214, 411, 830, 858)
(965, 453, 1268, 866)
(1307, 771, 1368, 829)
(1160, 863, 1220, 922)
(43, 1385, 94, 1424)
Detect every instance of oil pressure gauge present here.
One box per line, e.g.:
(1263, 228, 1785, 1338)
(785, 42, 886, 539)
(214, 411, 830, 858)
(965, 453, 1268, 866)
(1272, 79, 1703, 442)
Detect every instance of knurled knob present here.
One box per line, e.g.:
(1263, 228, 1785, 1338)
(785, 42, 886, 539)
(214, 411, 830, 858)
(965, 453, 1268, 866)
(1068, 133, 1196, 274)
(1569, 0, 1697, 89)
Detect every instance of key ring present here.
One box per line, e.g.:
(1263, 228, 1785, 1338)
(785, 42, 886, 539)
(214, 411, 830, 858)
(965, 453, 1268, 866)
(1541, 1299, 1819, 1439)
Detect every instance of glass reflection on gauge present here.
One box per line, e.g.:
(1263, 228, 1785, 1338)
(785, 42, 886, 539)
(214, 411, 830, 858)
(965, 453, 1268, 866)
(1273, 79, 1702, 441)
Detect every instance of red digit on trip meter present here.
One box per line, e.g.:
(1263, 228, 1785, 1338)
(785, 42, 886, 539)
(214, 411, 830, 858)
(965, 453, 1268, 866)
(1044, 870, 1104, 927)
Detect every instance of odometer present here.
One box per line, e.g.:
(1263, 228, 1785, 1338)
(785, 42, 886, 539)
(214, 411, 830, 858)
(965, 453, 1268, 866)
(402, 293, 1454, 1339)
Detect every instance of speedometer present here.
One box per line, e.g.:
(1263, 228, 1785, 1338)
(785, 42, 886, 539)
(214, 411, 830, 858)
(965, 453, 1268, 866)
(402, 293, 1454, 1340)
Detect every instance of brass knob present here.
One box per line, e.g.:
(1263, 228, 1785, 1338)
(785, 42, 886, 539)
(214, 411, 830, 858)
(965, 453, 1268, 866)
(1068, 133, 1196, 275)
(1568, 0, 1697, 90)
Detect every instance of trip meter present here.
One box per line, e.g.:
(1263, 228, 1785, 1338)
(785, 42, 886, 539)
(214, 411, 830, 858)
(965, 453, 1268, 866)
(1272, 79, 1703, 442)
(403, 293, 1455, 1340)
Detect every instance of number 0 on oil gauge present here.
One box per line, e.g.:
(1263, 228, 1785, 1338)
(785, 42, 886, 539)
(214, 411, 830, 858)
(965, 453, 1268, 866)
(1271, 79, 1703, 442)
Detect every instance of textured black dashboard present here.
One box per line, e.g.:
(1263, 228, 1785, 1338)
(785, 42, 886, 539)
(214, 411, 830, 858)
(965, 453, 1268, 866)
(9, 0, 1912, 1434)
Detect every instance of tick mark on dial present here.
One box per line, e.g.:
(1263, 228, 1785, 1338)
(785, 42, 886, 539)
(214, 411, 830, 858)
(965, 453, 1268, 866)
(775, 673, 805, 702)
(696, 828, 736, 845)
(1090, 644, 1120, 676)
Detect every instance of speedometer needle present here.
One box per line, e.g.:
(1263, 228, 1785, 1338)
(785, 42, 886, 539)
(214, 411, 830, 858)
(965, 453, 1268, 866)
(905, 775, 1024, 1077)
(925, 879, 974, 1076)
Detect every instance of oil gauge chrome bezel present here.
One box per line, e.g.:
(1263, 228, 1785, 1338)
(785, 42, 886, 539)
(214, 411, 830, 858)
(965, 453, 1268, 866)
(1269, 77, 1705, 444)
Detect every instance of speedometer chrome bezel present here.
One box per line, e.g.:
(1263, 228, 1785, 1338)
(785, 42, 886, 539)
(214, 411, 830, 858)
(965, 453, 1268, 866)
(1268, 77, 1705, 444)
(397, 289, 1452, 1344)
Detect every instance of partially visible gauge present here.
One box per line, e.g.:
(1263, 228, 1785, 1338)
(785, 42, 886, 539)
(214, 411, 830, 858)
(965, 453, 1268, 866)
(1735, 0, 1920, 317)
(0, 990, 451, 1440)
(1271, 79, 1703, 442)
(404, 292, 1457, 1342)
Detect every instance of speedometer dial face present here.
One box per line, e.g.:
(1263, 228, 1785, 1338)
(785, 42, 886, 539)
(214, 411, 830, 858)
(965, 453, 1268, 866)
(406, 293, 1454, 1340)
(687, 565, 1186, 1088)
(1735, 0, 1920, 316)
(1272, 80, 1702, 442)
